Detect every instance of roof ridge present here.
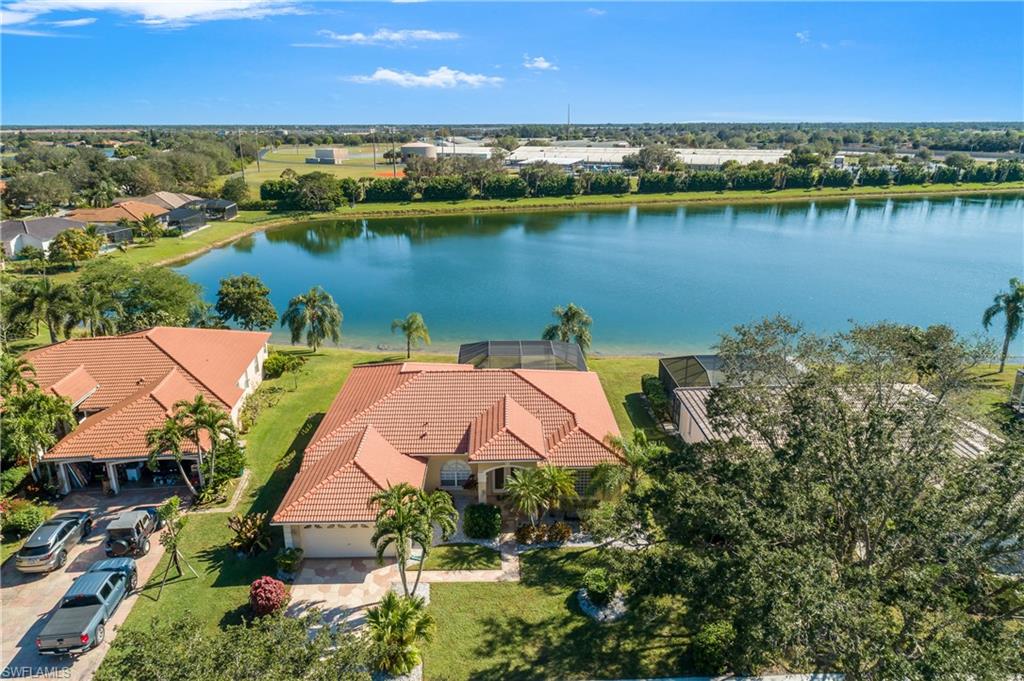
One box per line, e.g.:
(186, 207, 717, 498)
(141, 332, 231, 408)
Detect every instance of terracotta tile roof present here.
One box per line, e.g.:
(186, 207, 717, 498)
(25, 327, 270, 412)
(44, 369, 206, 461)
(47, 365, 98, 407)
(275, 362, 621, 524)
(68, 201, 169, 223)
(273, 425, 426, 523)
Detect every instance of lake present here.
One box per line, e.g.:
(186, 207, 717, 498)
(176, 194, 1024, 355)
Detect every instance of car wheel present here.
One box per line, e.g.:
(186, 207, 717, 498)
(82, 521, 93, 537)
(140, 538, 151, 556)
(56, 550, 68, 569)
(94, 623, 105, 648)
(129, 572, 138, 591)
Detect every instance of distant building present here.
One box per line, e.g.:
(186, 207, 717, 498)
(507, 145, 794, 171)
(165, 207, 207, 235)
(400, 141, 438, 162)
(305, 148, 348, 165)
(435, 142, 493, 159)
(68, 201, 169, 225)
(117, 191, 201, 211)
(1, 216, 86, 257)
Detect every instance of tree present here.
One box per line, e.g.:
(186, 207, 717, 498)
(505, 467, 547, 526)
(63, 287, 122, 337)
(370, 483, 430, 597)
(219, 176, 249, 204)
(0, 389, 75, 471)
(608, 318, 1024, 677)
(215, 274, 277, 331)
(0, 352, 37, 398)
(281, 285, 342, 352)
(7, 276, 77, 343)
(173, 395, 235, 487)
(622, 145, 681, 172)
(541, 302, 593, 354)
(409, 489, 457, 596)
(943, 151, 975, 171)
(391, 312, 431, 358)
(536, 465, 577, 519)
(84, 179, 118, 208)
(16, 245, 46, 270)
(146, 416, 198, 496)
(588, 430, 669, 498)
(135, 213, 164, 242)
(365, 591, 435, 676)
(78, 259, 201, 332)
(295, 172, 345, 211)
(48, 228, 102, 268)
(982, 277, 1024, 373)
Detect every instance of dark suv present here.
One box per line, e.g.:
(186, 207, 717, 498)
(104, 509, 160, 558)
(16, 511, 94, 574)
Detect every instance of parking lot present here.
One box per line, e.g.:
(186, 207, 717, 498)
(1, 489, 174, 680)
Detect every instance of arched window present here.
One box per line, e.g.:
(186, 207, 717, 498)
(440, 460, 472, 488)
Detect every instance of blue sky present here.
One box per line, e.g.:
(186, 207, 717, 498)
(1, 1, 1021, 124)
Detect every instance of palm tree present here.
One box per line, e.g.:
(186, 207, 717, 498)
(280, 285, 342, 353)
(505, 467, 547, 526)
(145, 416, 198, 496)
(7, 277, 77, 344)
(85, 180, 118, 208)
(541, 302, 593, 354)
(982, 278, 1024, 373)
(136, 213, 164, 242)
(365, 591, 435, 676)
(370, 483, 429, 596)
(588, 430, 669, 498)
(0, 352, 37, 397)
(173, 395, 234, 485)
(409, 490, 457, 596)
(536, 465, 577, 520)
(63, 288, 122, 337)
(391, 312, 431, 359)
(4, 390, 75, 476)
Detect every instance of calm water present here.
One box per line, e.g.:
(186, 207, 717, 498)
(176, 195, 1024, 355)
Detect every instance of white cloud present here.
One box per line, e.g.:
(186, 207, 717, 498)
(2, 1, 302, 29)
(317, 28, 458, 45)
(523, 54, 557, 71)
(795, 30, 811, 44)
(348, 66, 503, 88)
(585, 7, 606, 16)
(49, 16, 95, 26)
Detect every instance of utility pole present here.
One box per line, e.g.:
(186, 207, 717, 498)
(372, 126, 377, 170)
(253, 129, 262, 174)
(236, 128, 246, 182)
(391, 127, 397, 177)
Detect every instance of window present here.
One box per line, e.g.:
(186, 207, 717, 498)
(440, 460, 471, 488)
(574, 468, 592, 497)
(99, 582, 112, 599)
(492, 467, 506, 491)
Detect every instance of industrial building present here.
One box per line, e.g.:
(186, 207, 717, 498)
(305, 148, 348, 165)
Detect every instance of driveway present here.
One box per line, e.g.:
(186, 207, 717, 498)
(1, 489, 174, 681)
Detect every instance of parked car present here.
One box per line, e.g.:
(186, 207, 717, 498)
(15, 511, 94, 574)
(86, 557, 139, 591)
(35, 568, 130, 656)
(103, 510, 158, 558)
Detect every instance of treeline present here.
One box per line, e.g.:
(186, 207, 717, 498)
(254, 158, 1024, 211)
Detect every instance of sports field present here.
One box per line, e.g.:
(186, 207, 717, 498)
(231, 144, 404, 191)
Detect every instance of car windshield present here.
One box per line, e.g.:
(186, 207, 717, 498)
(62, 595, 101, 607)
(19, 545, 51, 557)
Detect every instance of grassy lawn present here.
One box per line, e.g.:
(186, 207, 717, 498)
(421, 548, 691, 680)
(417, 543, 502, 571)
(964, 363, 1022, 433)
(229, 144, 400, 192)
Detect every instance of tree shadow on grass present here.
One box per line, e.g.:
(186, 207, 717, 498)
(623, 393, 655, 430)
(422, 544, 501, 571)
(249, 412, 324, 516)
(354, 355, 406, 366)
(136, 568, 200, 602)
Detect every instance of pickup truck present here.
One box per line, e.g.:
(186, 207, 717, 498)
(35, 562, 132, 656)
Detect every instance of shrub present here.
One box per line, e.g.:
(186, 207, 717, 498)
(586, 172, 631, 195)
(195, 479, 228, 507)
(1, 465, 31, 496)
(686, 171, 729, 192)
(691, 620, 736, 674)
(781, 167, 815, 189)
(637, 172, 686, 194)
(237, 199, 278, 211)
(969, 164, 997, 183)
(895, 163, 928, 185)
(930, 165, 960, 184)
(820, 168, 855, 188)
(996, 159, 1024, 182)
(482, 174, 528, 199)
(263, 352, 306, 379)
(422, 175, 472, 201)
(249, 576, 289, 616)
(582, 567, 614, 606)
(213, 437, 246, 478)
(2, 500, 46, 536)
(858, 167, 891, 187)
(364, 177, 415, 202)
(729, 167, 776, 191)
(463, 503, 501, 539)
(367, 592, 434, 675)
(533, 523, 549, 543)
(228, 512, 271, 555)
(274, 547, 304, 575)
(533, 174, 578, 198)
(259, 178, 297, 201)
(514, 524, 536, 544)
(548, 521, 572, 543)
(240, 384, 284, 433)
(642, 374, 671, 422)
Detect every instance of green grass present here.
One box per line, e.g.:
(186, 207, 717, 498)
(416, 543, 502, 571)
(228, 144, 400, 192)
(964, 363, 1022, 433)
(421, 548, 691, 680)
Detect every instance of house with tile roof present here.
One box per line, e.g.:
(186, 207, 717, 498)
(24, 327, 270, 496)
(68, 200, 169, 225)
(272, 362, 623, 558)
(117, 191, 202, 211)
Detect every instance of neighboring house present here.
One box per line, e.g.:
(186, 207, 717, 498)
(24, 327, 270, 495)
(165, 206, 207, 235)
(305, 148, 348, 165)
(68, 201, 170, 225)
(117, 191, 202, 211)
(191, 198, 238, 222)
(272, 362, 622, 558)
(0, 216, 86, 257)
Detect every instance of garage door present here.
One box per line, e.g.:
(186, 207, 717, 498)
(295, 525, 393, 558)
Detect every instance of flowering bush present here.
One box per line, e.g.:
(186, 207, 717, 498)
(249, 576, 289, 616)
(548, 521, 572, 543)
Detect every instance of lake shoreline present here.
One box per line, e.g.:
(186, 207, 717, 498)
(157, 184, 1024, 268)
